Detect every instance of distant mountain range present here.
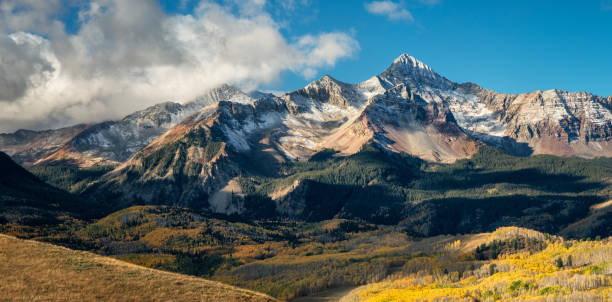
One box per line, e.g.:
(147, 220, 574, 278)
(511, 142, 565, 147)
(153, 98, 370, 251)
(2, 54, 612, 231)
(3, 54, 612, 168)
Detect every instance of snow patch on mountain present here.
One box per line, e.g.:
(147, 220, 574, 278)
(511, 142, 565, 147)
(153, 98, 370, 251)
(444, 90, 507, 136)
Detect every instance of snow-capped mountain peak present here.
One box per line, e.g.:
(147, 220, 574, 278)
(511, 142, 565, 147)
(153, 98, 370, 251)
(392, 54, 433, 72)
(305, 74, 343, 89)
(191, 84, 253, 107)
(378, 53, 451, 90)
(287, 74, 369, 108)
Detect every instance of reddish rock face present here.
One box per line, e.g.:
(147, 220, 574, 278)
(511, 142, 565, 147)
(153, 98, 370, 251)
(354, 84, 478, 163)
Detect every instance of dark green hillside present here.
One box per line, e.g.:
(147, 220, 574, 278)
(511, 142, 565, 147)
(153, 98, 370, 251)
(12, 139, 612, 239)
(29, 163, 115, 193)
(238, 143, 612, 237)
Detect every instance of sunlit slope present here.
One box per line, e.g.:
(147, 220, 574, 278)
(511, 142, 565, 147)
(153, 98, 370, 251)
(0, 234, 276, 302)
(342, 228, 612, 302)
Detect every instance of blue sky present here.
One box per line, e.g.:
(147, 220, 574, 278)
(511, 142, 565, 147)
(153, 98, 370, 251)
(63, 0, 611, 96)
(165, 0, 612, 95)
(1, 0, 611, 132)
(264, 0, 612, 96)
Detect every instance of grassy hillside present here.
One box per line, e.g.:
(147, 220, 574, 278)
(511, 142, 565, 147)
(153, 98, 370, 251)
(0, 234, 275, 302)
(26, 205, 395, 300)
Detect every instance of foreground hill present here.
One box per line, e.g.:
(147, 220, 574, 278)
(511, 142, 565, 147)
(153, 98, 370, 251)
(2, 199, 611, 301)
(0, 234, 275, 302)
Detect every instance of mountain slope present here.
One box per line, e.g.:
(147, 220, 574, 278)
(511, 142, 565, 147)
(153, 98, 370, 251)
(39, 85, 254, 168)
(0, 124, 89, 166)
(85, 98, 287, 210)
(0, 234, 276, 302)
(38, 102, 191, 167)
(296, 54, 612, 160)
(327, 84, 478, 162)
(87, 75, 476, 207)
(400, 64, 612, 158)
(7, 53, 612, 170)
(0, 85, 253, 169)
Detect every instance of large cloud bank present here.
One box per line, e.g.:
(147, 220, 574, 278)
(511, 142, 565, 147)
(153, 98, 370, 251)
(0, 0, 359, 132)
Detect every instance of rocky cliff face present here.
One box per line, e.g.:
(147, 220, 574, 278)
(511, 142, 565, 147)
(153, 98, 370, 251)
(500, 90, 612, 157)
(358, 84, 478, 162)
(368, 54, 612, 158)
(451, 82, 612, 157)
(286, 75, 370, 108)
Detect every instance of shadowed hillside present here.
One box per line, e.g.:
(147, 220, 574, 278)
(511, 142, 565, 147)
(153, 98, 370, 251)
(0, 152, 107, 238)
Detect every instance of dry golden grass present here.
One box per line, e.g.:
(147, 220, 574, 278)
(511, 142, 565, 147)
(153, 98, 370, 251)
(0, 234, 276, 302)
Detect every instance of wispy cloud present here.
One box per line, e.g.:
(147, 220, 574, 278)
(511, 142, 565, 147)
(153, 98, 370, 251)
(364, 1, 414, 22)
(0, 0, 359, 132)
(602, 0, 612, 10)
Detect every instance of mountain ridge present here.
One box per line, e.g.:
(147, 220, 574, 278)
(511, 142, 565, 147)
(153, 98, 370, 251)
(0, 85, 254, 168)
(4, 53, 612, 166)
(4, 53, 612, 214)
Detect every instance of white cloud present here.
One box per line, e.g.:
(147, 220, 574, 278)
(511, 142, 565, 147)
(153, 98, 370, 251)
(0, 33, 56, 102)
(603, 0, 612, 10)
(0, 0, 66, 35)
(364, 1, 414, 21)
(0, 0, 359, 132)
